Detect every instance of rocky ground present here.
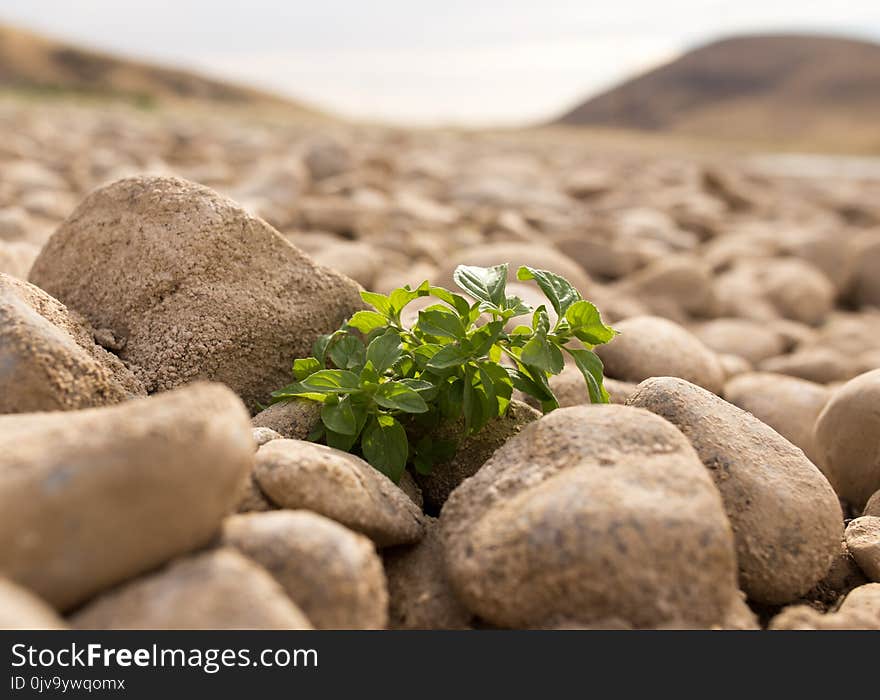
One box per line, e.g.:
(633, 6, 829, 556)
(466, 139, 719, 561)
(2, 98, 880, 630)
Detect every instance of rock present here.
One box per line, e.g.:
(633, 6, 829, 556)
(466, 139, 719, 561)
(757, 259, 835, 326)
(771, 582, 880, 629)
(0, 274, 145, 413)
(397, 471, 424, 509)
(845, 517, 880, 582)
(759, 347, 856, 384)
(251, 399, 321, 437)
(0, 240, 39, 279)
(29, 176, 362, 411)
(311, 240, 382, 289)
(437, 242, 593, 296)
(252, 426, 283, 447)
(221, 511, 388, 629)
(724, 372, 830, 465)
(768, 602, 878, 630)
(619, 255, 716, 318)
(563, 169, 611, 199)
(383, 518, 472, 630)
(72, 549, 312, 630)
(628, 377, 842, 603)
(693, 318, 786, 364)
(850, 233, 880, 308)
(838, 582, 880, 622)
(414, 400, 541, 512)
(804, 541, 867, 608)
(0, 578, 67, 630)
(814, 370, 880, 509)
(303, 138, 352, 181)
(0, 207, 32, 241)
(554, 234, 639, 281)
(235, 474, 274, 514)
(718, 353, 752, 379)
(595, 316, 725, 394)
(785, 232, 856, 296)
(865, 490, 880, 517)
(440, 405, 742, 628)
(254, 439, 424, 546)
(0, 382, 253, 609)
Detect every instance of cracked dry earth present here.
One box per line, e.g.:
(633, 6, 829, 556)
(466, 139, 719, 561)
(2, 99, 880, 630)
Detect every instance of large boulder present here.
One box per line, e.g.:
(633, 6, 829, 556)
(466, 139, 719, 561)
(28, 176, 363, 410)
(0, 274, 145, 413)
(72, 549, 312, 630)
(595, 315, 725, 393)
(0, 382, 253, 609)
(221, 511, 388, 629)
(628, 377, 842, 604)
(253, 439, 425, 547)
(440, 405, 744, 628)
(814, 370, 880, 509)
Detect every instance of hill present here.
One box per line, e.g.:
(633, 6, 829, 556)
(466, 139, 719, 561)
(554, 34, 880, 151)
(0, 22, 318, 115)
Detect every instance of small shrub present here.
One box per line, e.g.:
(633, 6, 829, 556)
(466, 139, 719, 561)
(271, 264, 617, 482)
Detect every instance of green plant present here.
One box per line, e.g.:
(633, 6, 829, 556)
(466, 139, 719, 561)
(271, 264, 617, 482)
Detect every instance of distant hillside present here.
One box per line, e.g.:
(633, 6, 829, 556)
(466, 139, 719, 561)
(555, 34, 880, 150)
(0, 22, 318, 114)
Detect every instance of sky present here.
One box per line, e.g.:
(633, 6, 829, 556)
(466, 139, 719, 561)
(2, 1, 879, 126)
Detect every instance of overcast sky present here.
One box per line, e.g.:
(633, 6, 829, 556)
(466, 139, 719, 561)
(2, 1, 879, 125)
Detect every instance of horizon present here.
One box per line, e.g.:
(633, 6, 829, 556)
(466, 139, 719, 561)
(2, 1, 880, 126)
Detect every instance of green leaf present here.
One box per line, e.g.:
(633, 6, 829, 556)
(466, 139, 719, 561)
(389, 283, 428, 316)
(300, 369, 362, 394)
(326, 427, 358, 452)
(503, 295, 532, 317)
(467, 321, 504, 357)
(347, 310, 388, 334)
(427, 343, 473, 370)
(438, 378, 464, 420)
(532, 305, 551, 335)
(360, 361, 379, 384)
(412, 437, 458, 475)
(565, 300, 618, 345)
(398, 378, 438, 400)
(477, 364, 499, 418)
(462, 366, 477, 433)
(271, 385, 330, 403)
(328, 334, 366, 370)
(292, 357, 321, 380)
(312, 333, 333, 365)
(366, 330, 404, 373)
(453, 264, 508, 306)
(360, 291, 392, 317)
(517, 266, 582, 316)
(520, 336, 564, 374)
(565, 347, 610, 404)
(428, 286, 472, 317)
(373, 381, 429, 413)
(321, 395, 358, 435)
(362, 415, 408, 482)
(417, 306, 467, 340)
